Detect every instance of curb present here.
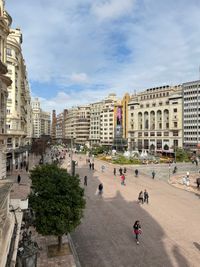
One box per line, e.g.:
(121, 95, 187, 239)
(68, 234, 81, 267)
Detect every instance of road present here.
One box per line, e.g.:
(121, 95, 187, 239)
(64, 156, 200, 267)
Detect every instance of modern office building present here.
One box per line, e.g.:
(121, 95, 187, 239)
(182, 80, 200, 151)
(128, 85, 183, 153)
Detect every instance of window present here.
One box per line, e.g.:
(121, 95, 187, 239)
(6, 48, 12, 56)
(173, 108, 177, 112)
(173, 131, 179, 136)
(174, 122, 178, 128)
(157, 132, 162, 136)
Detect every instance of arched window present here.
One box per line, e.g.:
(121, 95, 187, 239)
(144, 111, 149, 129)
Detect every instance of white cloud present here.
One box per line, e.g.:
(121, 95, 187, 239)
(70, 72, 89, 83)
(91, 0, 136, 21)
(6, 0, 200, 108)
(36, 88, 116, 113)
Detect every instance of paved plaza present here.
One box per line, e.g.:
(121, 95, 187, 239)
(67, 156, 200, 267)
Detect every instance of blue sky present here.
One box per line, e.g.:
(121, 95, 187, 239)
(6, 0, 200, 112)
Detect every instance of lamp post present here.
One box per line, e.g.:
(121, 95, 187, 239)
(168, 164, 171, 181)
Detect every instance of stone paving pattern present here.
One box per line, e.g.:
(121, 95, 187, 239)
(7, 153, 76, 267)
(65, 155, 200, 267)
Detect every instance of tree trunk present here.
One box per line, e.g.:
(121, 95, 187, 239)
(58, 235, 62, 251)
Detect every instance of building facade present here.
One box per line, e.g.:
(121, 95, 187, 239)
(89, 101, 102, 146)
(182, 80, 200, 151)
(56, 110, 67, 141)
(128, 85, 183, 153)
(0, 2, 12, 179)
(64, 107, 77, 141)
(32, 98, 50, 138)
(40, 111, 51, 136)
(100, 94, 117, 147)
(74, 105, 90, 146)
(51, 109, 56, 140)
(6, 28, 32, 172)
(0, 181, 15, 267)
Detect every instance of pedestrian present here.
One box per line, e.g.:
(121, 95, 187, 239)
(124, 167, 127, 173)
(92, 163, 94, 170)
(135, 169, 139, 177)
(133, 220, 142, 244)
(25, 163, 29, 172)
(84, 175, 87, 186)
(113, 168, 116, 176)
(20, 162, 23, 170)
(138, 191, 143, 204)
(17, 173, 21, 184)
(121, 174, 126, 185)
(101, 165, 105, 172)
(144, 189, 149, 204)
(152, 170, 155, 179)
(89, 162, 92, 170)
(98, 183, 103, 195)
(119, 167, 123, 175)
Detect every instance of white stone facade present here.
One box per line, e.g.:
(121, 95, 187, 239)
(128, 85, 183, 152)
(32, 98, 50, 138)
(0, 0, 12, 179)
(6, 28, 32, 172)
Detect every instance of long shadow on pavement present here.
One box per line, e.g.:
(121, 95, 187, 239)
(70, 161, 191, 267)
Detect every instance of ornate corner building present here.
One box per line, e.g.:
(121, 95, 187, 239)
(128, 85, 183, 153)
(0, 0, 12, 179)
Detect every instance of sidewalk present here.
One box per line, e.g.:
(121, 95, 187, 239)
(7, 153, 77, 267)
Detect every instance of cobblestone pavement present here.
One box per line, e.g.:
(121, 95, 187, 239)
(7, 153, 76, 267)
(65, 155, 200, 267)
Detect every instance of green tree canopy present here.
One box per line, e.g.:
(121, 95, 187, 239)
(29, 164, 85, 249)
(175, 148, 189, 162)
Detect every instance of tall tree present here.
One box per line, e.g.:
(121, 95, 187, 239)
(29, 164, 85, 250)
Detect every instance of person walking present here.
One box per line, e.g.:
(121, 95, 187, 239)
(113, 167, 116, 176)
(101, 165, 105, 172)
(133, 220, 142, 244)
(152, 170, 155, 179)
(17, 173, 21, 184)
(135, 169, 139, 177)
(98, 183, 103, 195)
(144, 189, 149, 204)
(121, 174, 126, 185)
(92, 163, 94, 170)
(84, 175, 87, 186)
(89, 162, 92, 170)
(138, 191, 143, 204)
(119, 167, 123, 176)
(123, 167, 127, 174)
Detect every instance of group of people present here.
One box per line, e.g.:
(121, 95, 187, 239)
(89, 161, 95, 170)
(138, 190, 149, 204)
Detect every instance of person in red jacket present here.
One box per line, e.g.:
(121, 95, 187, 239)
(121, 174, 125, 185)
(133, 220, 142, 244)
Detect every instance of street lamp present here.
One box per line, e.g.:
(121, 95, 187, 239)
(168, 164, 171, 181)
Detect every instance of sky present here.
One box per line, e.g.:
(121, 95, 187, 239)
(6, 0, 200, 113)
